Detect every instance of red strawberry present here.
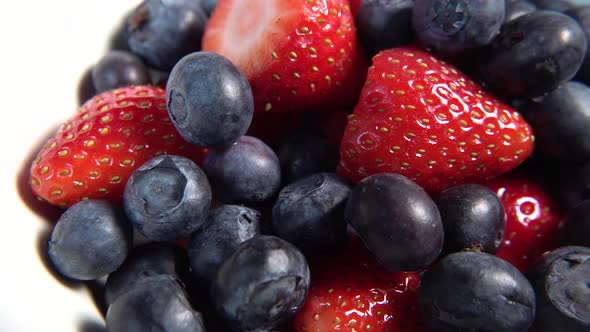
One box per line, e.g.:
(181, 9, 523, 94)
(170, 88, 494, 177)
(338, 47, 534, 193)
(29, 86, 208, 207)
(202, 0, 367, 113)
(483, 173, 564, 272)
(292, 241, 428, 332)
(349, 0, 362, 16)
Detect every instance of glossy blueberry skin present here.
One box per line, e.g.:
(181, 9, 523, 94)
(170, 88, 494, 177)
(345, 173, 443, 271)
(199, 0, 218, 16)
(48, 200, 132, 281)
(522, 81, 590, 162)
(106, 275, 206, 332)
(436, 184, 505, 254)
(91, 50, 150, 93)
(272, 173, 351, 254)
(561, 200, 590, 247)
(211, 235, 310, 332)
(105, 242, 190, 305)
(126, 0, 207, 70)
(278, 131, 338, 185)
(419, 251, 536, 331)
(479, 10, 587, 98)
(356, 0, 415, 58)
(527, 246, 590, 331)
(123, 155, 211, 241)
(167, 52, 254, 149)
(188, 205, 261, 286)
(505, 1, 537, 23)
(566, 6, 590, 84)
(413, 0, 505, 54)
(529, 0, 573, 12)
(203, 136, 281, 204)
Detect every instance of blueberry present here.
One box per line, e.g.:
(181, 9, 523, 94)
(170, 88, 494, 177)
(561, 201, 590, 247)
(105, 242, 190, 305)
(527, 246, 590, 331)
(419, 251, 536, 331)
(529, 0, 573, 12)
(479, 10, 587, 98)
(565, 6, 590, 84)
(91, 50, 150, 93)
(106, 275, 206, 332)
(199, 0, 218, 16)
(278, 131, 338, 184)
(203, 136, 281, 204)
(166, 52, 254, 149)
(436, 184, 505, 254)
(123, 155, 211, 241)
(126, 0, 207, 70)
(355, 0, 415, 58)
(505, 0, 537, 23)
(413, 0, 505, 54)
(48, 200, 132, 281)
(522, 81, 590, 163)
(187, 205, 261, 286)
(77, 67, 96, 105)
(271, 173, 351, 254)
(344, 173, 443, 271)
(211, 235, 310, 332)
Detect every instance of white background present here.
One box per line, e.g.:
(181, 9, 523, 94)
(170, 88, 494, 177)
(0, 1, 139, 331)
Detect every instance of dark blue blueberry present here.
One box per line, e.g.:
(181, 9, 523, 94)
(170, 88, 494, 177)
(344, 173, 443, 271)
(187, 205, 261, 286)
(355, 0, 415, 58)
(479, 10, 587, 98)
(167, 52, 254, 149)
(123, 155, 211, 241)
(436, 184, 505, 254)
(522, 81, 590, 162)
(565, 6, 590, 84)
(105, 242, 190, 305)
(419, 251, 536, 331)
(199, 0, 218, 16)
(529, 0, 573, 12)
(413, 0, 505, 54)
(48, 200, 132, 281)
(271, 173, 351, 255)
(91, 50, 150, 93)
(203, 136, 281, 204)
(561, 201, 590, 247)
(78, 67, 96, 105)
(527, 246, 590, 331)
(278, 131, 338, 185)
(505, 0, 537, 22)
(211, 235, 310, 332)
(106, 275, 206, 332)
(126, 0, 207, 70)
(555, 162, 590, 210)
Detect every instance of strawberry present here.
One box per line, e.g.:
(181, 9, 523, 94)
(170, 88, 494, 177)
(349, 0, 362, 16)
(337, 47, 534, 193)
(202, 0, 367, 113)
(29, 86, 209, 207)
(292, 240, 428, 332)
(483, 173, 564, 272)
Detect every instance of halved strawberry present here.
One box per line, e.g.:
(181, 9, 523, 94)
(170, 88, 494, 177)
(29, 86, 208, 207)
(338, 47, 535, 193)
(202, 0, 367, 113)
(292, 240, 428, 332)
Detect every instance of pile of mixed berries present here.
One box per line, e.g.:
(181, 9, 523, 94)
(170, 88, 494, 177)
(28, 0, 590, 331)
